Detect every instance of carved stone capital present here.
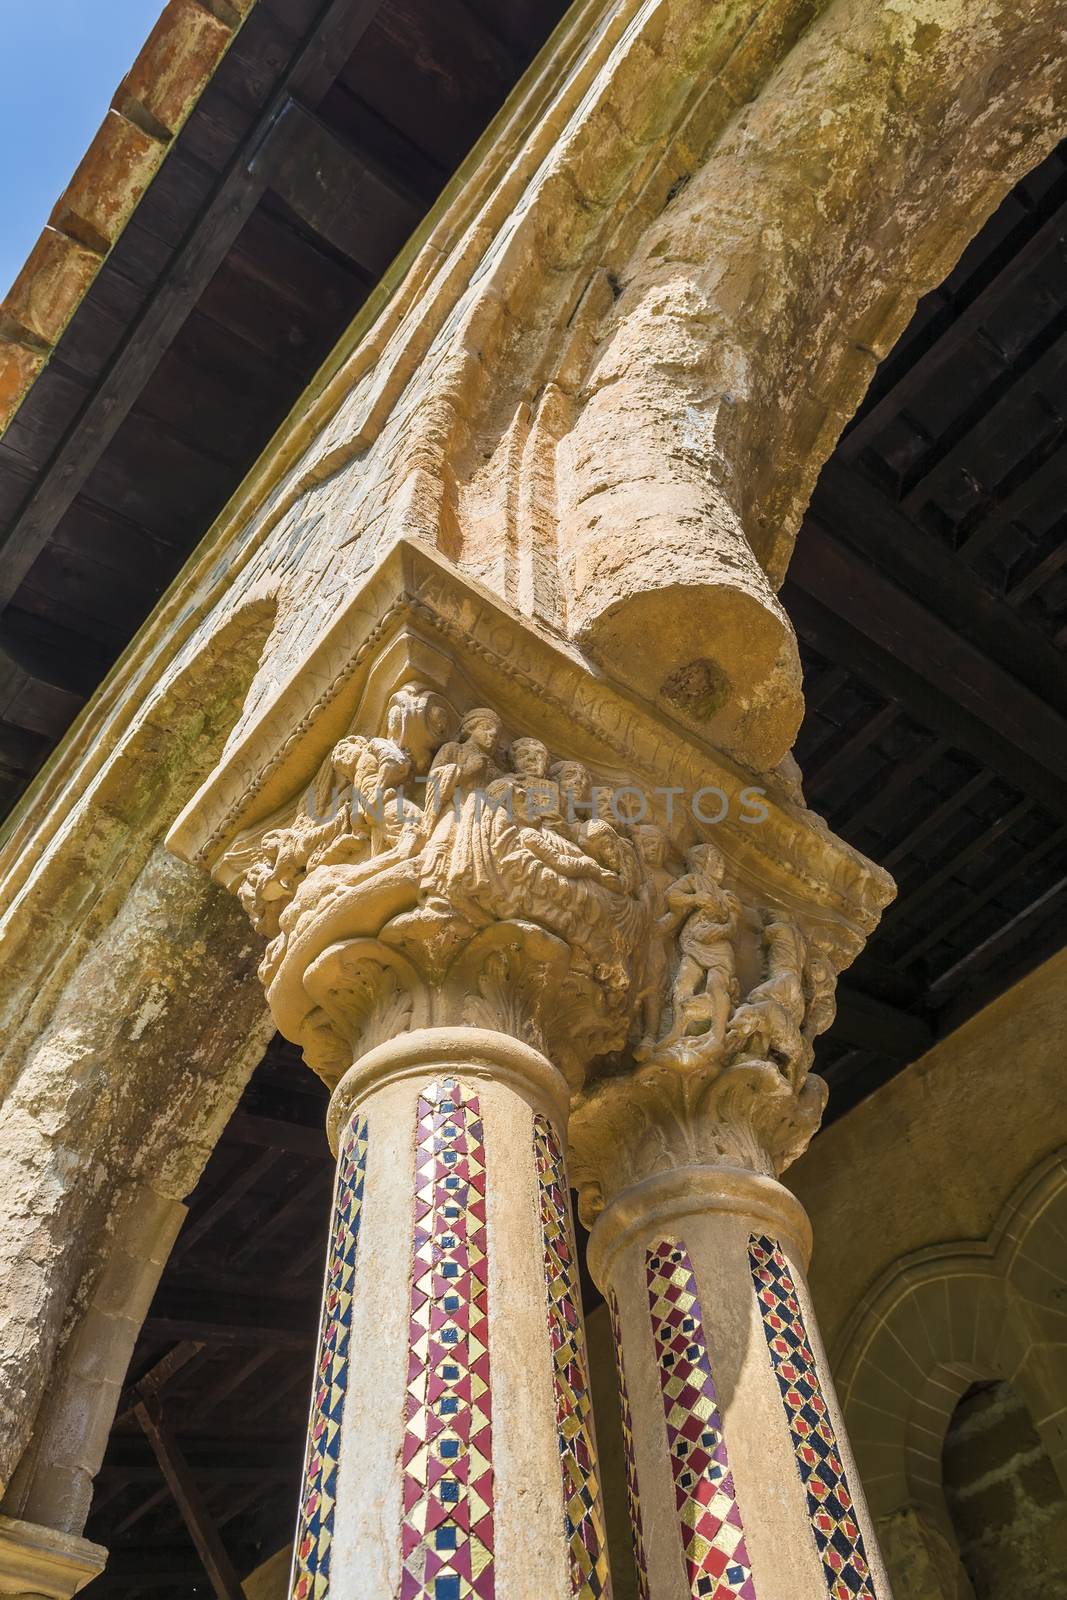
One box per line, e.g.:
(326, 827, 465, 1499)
(569, 893, 839, 1226)
(0, 1517, 105, 1599)
(214, 688, 654, 1086)
(167, 549, 892, 1114)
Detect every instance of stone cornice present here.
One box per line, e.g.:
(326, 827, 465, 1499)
(167, 539, 893, 958)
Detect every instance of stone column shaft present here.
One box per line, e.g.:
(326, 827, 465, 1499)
(591, 1166, 891, 1600)
(290, 1028, 610, 1600)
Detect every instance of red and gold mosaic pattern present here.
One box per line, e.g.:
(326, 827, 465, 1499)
(533, 1115, 610, 1599)
(749, 1236, 876, 1600)
(646, 1242, 757, 1600)
(289, 1113, 368, 1600)
(607, 1289, 649, 1600)
(401, 1080, 495, 1600)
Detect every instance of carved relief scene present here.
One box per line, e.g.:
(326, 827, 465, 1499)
(208, 671, 845, 1169)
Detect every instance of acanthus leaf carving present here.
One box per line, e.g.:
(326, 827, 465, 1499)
(218, 687, 657, 1085)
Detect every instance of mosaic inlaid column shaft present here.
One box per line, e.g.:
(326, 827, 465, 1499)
(588, 1166, 893, 1600)
(297, 1027, 611, 1600)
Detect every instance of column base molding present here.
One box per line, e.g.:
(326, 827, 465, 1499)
(586, 1161, 812, 1289)
(0, 1516, 106, 1599)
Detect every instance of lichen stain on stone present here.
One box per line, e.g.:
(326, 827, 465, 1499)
(659, 658, 730, 722)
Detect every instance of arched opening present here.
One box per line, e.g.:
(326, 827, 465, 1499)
(80, 1034, 332, 1598)
(943, 1380, 1067, 1599)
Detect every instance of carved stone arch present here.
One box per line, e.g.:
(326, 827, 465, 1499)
(549, 0, 1067, 764)
(837, 1259, 1011, 1525)
(0, 595, 281, 1522)
(994, 1151, 1067, 1491)
(832, 1151, 1067, 1597)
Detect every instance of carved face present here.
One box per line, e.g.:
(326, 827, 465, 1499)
(633, 823, 667, 867)
(687, 841, 725, 883)
(459, 708, 502, 753)
(551, 760, 592, 804)
(386, 687, 454, 772)
(510, 737, 551, 777)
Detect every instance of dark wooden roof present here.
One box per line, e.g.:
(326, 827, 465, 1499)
(2, 3, 1066, 1586)
(794, 138, 1067, 1117)
(83, 1037, 330, 1595)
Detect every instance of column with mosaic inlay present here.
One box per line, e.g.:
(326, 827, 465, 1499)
(185, 687, 676, 1600)
(571, 1082, 896, 1600)
(286, 1022, 612, 1600)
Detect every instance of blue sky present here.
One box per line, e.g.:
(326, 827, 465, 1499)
(0, 0, 165, 297)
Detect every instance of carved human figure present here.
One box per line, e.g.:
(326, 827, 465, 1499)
(647, 842, 740, 1059)
(485, 739, 641, 966)
(221, 688, 456, 939)
(799, 944, 837, 1076)
(424, 706, 504, 821)
(306, 728, 414, 868)
(724, 910, 807, 1082)
(550, 758, 593, 832)
(415, 708, 506, 930)
(630, 823, 675, 1047)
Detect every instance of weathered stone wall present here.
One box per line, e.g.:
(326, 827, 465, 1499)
(943, 1380, 1067, 1599)
(788, 945, 1067, 1355)
(784, 946, 1067, 1599)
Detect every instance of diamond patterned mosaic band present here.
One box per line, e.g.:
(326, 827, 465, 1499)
(533, 1115, 611, 1599)
(607, 1290, 649, 1600)
(401, 1079, 495, 1600)
(749, 1235, 876, 1600)
(290, 1113, 369, 1600)
(646, 1241, 757, 1600)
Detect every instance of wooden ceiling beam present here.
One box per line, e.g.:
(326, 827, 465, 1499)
(226, 1109, 328, 1158)
(802, 702, 898, 796)
(263, 98, 422, 274)
(909, 826, 1067, 967)
(840, 187, 1067, 462)
(928, 871, 1067, 999)
(842, 736, 950, 843)
(809, 464, 1067, 717)
(899, 318, 1067, 514)
(880, 771, 995, 872)
(143, 1295, 316, 1349)
(785, 538, 1067, 819)
(170, 1148, 282, 1261)
(104, 1432, 298, 1478)
(0, 0, 392, 615)
(883, 797, 1033, 936)
(134, 1399, 245, 1600)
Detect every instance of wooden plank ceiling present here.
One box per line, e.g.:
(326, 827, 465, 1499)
(1, 0, 1065, 1586)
